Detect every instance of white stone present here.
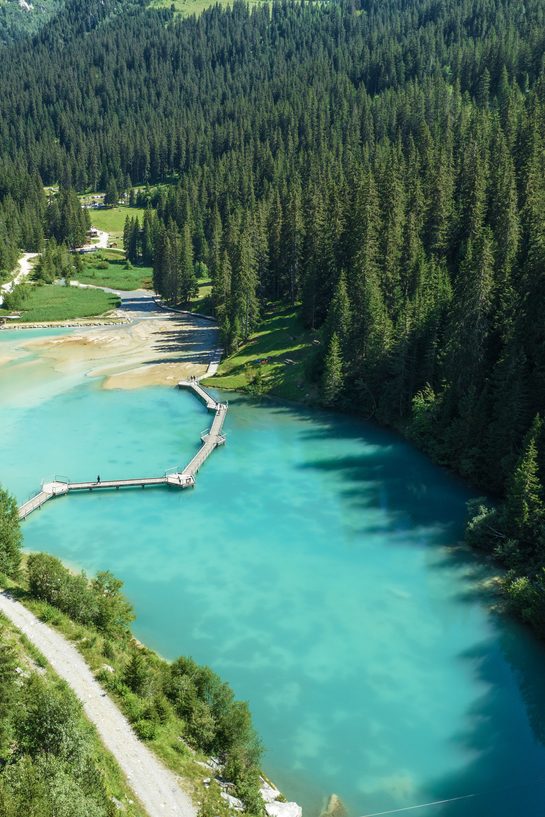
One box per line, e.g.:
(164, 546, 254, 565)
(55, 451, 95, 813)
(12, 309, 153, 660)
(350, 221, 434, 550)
(265, 802, 303, 817)
(260, 781, 282, 804)
(220, 792, 244, 811)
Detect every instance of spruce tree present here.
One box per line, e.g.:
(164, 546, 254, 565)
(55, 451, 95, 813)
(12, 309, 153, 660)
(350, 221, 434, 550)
(505, 415, 544, 545)
(322, 333, 344, 407)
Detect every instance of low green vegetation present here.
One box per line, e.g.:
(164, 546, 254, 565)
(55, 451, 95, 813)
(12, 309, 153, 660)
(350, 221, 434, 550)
(0, 613, 147, 817)
(20, 554, 264, 815)
(0, 486, 265, 816)
(89, 206, 146, 243)
(0, 284, 119, 322)
(148, 0, 264, 18)
(78, 253, 153, 291)
(203, 304, 318, 402)
(189, 270, 213, 315)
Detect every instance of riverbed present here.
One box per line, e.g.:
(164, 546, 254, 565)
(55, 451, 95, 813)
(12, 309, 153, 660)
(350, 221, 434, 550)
(2, 325, 545, 817)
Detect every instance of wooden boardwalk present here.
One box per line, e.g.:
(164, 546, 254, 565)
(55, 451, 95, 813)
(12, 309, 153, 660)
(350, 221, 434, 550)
(178, 379, 227, 479)
(19, 378, 227, 520)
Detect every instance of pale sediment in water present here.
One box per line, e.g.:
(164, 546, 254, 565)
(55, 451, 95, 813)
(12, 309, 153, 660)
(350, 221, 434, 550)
(2, 308, 219, 390)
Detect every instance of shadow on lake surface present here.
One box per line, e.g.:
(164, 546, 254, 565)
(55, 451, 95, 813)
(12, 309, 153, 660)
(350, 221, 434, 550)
(221, 393, 545, 817)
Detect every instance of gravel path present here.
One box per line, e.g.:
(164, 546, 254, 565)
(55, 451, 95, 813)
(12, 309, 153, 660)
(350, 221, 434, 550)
(0, 252, 39, 306)
(0, 591, 197, 817)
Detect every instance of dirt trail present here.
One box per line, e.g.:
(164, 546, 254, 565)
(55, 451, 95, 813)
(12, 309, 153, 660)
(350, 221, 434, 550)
(0, 252, 39, 306)
(0, 591, 196, 817)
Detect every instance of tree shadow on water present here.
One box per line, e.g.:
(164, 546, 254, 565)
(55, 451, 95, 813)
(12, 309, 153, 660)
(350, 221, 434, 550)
(416, 625, 545, 817)
(217, 395, 545, 817)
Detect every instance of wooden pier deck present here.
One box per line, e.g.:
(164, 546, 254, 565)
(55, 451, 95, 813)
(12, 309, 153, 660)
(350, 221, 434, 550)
(18, 378, 227, 520)
(178, 379, 227, 479)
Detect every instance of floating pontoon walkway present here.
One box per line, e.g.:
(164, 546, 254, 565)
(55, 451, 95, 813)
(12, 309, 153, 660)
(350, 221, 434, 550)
(19, 378, 227, 520)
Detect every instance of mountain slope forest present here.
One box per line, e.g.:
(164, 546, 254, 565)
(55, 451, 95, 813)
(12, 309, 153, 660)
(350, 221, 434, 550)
(0, 0, 64, 44)
(1, 0, 545, 632)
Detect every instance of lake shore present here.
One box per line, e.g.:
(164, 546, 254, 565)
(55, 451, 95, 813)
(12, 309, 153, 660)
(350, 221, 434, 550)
(2, 289, 220, 390)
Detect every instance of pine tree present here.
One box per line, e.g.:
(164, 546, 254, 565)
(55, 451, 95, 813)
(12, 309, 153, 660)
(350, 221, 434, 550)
(505, 415, 544, 546)
(178, 223, 197, 305)
(123, 650, 148, 695)
(324, 271, 351, 359)
(229, 230, 259, 347)
(321, 333, 344, 406)
(104, 178, 119, 207)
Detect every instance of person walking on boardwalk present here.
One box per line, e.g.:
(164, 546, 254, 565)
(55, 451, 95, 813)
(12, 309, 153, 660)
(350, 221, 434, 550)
(97, 475, 101, 483)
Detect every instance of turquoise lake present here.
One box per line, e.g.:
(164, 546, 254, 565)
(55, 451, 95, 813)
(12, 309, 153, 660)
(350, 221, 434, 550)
(2, 327, 545, 817)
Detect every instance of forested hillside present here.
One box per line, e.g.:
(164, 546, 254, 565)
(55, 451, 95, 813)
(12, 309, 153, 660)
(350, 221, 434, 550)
(1, 0, 545, 632)
(0, 0, 64, 43)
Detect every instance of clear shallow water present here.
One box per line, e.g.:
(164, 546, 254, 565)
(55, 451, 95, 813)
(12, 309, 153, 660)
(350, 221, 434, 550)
(2, 328, 545, 817)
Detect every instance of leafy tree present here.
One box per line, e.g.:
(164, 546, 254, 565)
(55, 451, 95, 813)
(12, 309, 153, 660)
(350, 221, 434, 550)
(0, 486, 22, 577)
(92, 571, 134, 635)
(17, 676, 86, 762)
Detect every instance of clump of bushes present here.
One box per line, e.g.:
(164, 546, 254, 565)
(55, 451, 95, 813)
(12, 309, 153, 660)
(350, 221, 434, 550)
(0, 622, 126, 817)
(27, 553, 134, 636)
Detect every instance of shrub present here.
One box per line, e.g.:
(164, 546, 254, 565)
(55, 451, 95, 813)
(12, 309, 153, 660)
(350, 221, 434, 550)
(133, 719, 156, 741)
(27, 555, 133, 636)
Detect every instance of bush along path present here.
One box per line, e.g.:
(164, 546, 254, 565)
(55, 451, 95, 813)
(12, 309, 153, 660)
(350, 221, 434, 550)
(0, 590, 196, 817)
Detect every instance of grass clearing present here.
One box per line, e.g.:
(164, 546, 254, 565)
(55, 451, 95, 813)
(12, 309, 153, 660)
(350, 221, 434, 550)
(78, 253, 153, 290)
(189, 273, 212, 315)
(0, 284, 120, 322)
(88, 206, 147, 242)
(149, 0, 265, 16)
(203, 303, 320, 401)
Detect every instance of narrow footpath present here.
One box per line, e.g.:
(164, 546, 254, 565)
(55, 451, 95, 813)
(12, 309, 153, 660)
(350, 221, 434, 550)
(0, 252, 39, 306)
(0, 590, 196, 817)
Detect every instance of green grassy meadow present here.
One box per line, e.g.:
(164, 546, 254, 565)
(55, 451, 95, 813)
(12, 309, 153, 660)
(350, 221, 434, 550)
(188, 273, 212, 315)
(86, 205, 147, 243)
(78, 253, 153, 290)
(0, 284, 120, 322)
(203, 304, 319, 401)
(149, 0, 265, 16)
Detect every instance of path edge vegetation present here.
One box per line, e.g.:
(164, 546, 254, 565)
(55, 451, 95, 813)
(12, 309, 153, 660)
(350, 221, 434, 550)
(0, 608, 149, 817)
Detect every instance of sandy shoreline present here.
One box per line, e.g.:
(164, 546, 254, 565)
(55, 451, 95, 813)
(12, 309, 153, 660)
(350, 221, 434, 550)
(0, 291, 220, 390)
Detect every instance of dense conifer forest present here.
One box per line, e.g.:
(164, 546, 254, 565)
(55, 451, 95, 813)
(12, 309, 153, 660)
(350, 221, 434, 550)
(1, 0, 545, 632)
